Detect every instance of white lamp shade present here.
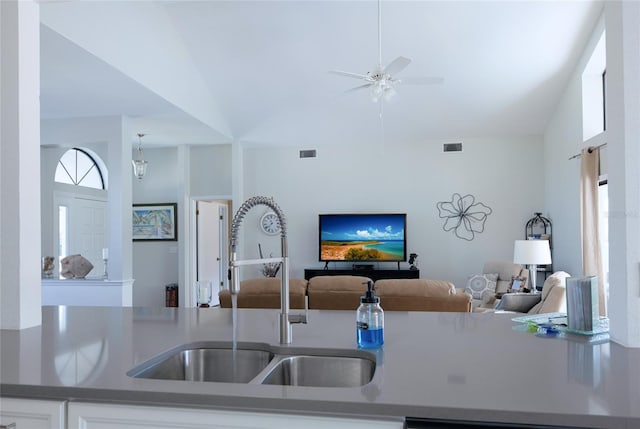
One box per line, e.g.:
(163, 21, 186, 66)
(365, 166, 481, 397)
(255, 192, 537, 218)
(513, 239, 551, 265)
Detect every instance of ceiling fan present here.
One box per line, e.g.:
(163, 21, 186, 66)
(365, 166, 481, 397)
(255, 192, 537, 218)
(330, 0, 443, 104)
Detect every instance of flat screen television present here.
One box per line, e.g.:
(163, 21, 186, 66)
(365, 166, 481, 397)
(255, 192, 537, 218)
(319, 213, 407, 262)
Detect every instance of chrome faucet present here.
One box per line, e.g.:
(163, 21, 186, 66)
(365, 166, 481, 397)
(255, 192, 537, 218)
(229, 196, 307, 344)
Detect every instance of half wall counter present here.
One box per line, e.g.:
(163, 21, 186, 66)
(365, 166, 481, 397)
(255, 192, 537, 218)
(42, 279, 134, 306)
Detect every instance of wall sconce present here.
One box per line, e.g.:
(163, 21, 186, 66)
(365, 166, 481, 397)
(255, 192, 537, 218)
(132, 133, 148, 180)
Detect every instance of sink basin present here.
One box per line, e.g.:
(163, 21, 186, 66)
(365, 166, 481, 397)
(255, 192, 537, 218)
(258, 355, 375, 387)
(128, 342, 376, 387)
(127, 342, 274, 383)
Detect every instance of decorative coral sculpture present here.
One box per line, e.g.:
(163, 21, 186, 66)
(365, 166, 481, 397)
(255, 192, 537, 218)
(60, 254, 94, 279)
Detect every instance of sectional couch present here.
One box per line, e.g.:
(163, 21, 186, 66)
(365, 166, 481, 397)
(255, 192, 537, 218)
(219, 275, 473, 312)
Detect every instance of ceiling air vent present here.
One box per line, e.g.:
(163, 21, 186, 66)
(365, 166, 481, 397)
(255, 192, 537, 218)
(443, 142, 463, 153)
(299, 149, 317, 159)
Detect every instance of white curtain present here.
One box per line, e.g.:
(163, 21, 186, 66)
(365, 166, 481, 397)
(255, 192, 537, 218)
(580, 147, 605, 316)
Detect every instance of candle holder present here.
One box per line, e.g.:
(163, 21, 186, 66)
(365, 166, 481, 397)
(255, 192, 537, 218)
(195, 280, 212, 308)
(102, 248, 109, 279)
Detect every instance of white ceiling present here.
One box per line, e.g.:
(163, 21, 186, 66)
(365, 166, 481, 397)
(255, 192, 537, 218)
(39, 0, 602, 148)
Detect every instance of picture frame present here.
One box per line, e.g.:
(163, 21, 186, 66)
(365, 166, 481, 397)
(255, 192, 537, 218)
(132, 203, 177, 241)
(509, 278, 525, 293)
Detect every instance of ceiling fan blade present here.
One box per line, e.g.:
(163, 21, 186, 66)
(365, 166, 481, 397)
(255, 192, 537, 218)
(383, 56, 411, 76)
(344, 83, 373, 94)
(329, 70, 369, 80)
(400, 76, 444, 85)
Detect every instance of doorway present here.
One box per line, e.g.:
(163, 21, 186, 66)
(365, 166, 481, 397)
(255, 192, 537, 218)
(192, 199, 230, 307)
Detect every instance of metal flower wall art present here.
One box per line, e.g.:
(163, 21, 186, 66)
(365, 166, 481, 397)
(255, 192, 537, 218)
(436, 193, 493, 241)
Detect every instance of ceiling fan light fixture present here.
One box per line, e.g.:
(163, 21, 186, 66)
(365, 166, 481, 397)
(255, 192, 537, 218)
(383, 85, 397, 101)
(132, 133, 148, 180)
(329, 0, 442, 110)
(370, 83, 384, 102)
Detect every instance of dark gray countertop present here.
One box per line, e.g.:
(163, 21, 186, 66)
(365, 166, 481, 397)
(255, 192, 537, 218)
(1, 306, 639, 428)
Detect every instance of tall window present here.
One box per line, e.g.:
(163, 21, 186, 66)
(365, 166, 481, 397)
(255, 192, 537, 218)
(598, 178, 609, 312)
(58, 205, 68, 262)
(581, 30, 606, 141)
(55, 148, 105, 190)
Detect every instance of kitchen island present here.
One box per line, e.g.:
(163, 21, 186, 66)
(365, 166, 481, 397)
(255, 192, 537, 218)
(1, 306, 639, 428)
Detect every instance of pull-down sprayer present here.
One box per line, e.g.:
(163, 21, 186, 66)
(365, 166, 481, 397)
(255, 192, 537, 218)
(229, 196, 306, 344)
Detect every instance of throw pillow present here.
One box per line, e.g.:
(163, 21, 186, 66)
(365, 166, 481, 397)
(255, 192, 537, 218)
(465, 273, 499, 302)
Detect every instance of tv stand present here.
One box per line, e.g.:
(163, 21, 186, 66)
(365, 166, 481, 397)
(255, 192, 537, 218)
(304, 268, 419, 282)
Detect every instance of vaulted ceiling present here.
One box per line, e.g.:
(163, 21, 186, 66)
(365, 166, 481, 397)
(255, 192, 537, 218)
(39, 1, 602, 148)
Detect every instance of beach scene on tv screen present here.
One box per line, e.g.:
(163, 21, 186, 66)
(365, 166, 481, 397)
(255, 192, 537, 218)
(320, 214, 405, 261)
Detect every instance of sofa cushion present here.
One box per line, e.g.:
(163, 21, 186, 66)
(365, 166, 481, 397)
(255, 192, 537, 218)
(307, 275, 371, 310)
(308, 275, 372, 291)
(465, 273, 498, 302)
(375, 279, 455, 297)
(376, 279, 470, 312)
(219, 277, 307, 309)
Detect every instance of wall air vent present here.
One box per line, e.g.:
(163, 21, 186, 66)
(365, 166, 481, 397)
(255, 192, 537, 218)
(443, 143, 463, 153)
(299, 149, 317, 159)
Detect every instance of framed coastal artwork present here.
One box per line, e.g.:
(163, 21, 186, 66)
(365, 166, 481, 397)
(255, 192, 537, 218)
(132, 203, 177, 241)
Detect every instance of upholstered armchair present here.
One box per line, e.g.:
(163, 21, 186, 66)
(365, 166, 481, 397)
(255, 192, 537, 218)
(496, 271, 571, 314)
(460, 260, 529, 312)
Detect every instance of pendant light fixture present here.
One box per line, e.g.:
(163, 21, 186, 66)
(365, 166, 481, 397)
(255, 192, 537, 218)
(132, 133, 148, 180)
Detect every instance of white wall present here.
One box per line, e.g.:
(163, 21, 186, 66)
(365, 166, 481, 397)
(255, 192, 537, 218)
(542, 74, 583, 278)
(604, 1, 640, 347)
(190, 145, 232, 197)
(240, 136, 544, 289)
(132, 147, 180, 307)
(1, 0, 42, 329)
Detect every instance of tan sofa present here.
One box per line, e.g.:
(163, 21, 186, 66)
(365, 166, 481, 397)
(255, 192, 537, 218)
(219, 275, 472, 312)
(219, 277, 308, 309)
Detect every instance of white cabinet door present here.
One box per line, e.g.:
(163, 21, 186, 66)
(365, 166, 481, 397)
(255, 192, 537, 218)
(68, 402, 403, 429)
(0, 398, 65, 429)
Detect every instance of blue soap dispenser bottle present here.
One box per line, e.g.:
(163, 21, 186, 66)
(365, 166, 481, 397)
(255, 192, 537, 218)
(357, 281, 384, 348)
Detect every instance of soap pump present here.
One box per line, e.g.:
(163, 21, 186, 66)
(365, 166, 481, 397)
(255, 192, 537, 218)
(356, 280, 384, 348)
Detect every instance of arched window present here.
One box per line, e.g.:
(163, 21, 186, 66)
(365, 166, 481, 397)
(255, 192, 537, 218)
(55, 148, 105, 190)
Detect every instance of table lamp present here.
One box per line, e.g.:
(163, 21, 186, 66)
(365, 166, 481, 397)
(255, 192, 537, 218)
(513, 239, 551, 292)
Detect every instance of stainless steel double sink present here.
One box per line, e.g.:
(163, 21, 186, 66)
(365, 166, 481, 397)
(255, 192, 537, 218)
(127, 342, 376, 388)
